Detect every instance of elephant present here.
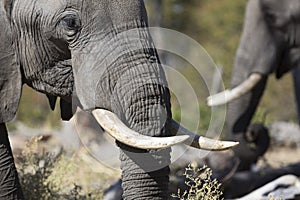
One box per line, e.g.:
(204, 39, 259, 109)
(207, 0, 300, 170)
(0, 0, 238, 199)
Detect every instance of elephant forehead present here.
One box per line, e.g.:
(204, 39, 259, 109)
(80, 0, 146, 23)
(288, 1, 300, 17)
(261, 0, 300, 15)
(37, 0, 65, 9)
(14, 0, 65, 12)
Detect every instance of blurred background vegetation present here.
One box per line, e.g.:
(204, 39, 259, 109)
(11, 0, 298, 134)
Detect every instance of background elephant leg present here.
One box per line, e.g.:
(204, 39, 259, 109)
(0, 124, 23, 199)
(226, 77, 268, 170)
(292, 65, 300, 125)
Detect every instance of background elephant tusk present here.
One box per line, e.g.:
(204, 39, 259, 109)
(92, 109, 189, 150)
(207, 73, 263, 106)
(170, 119, 239, 151)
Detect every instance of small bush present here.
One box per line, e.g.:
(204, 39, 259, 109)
(172, 164, 223, 200)
(16, 136, 103, 199)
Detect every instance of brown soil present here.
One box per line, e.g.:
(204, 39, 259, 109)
(259, 146, 300, 168)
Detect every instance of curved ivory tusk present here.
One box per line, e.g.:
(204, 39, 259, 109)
(92, 109, 189, 150)
(170, 119, 239, 151)
(207, 73, 263, 106)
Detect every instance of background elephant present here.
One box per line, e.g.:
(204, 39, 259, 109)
(208, 0, 300, 170)
(0, 0, 236, 199)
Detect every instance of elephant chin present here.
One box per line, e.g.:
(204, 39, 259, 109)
(207, 73, 263, 106)
(92, 109, 239, 150)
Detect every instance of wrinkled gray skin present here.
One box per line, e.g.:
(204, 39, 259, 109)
(0, 0, 174, 199)
(228, 0, 300, 168)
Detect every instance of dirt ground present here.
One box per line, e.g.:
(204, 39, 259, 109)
(262, 146, 300, 168)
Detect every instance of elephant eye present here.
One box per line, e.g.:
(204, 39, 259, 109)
(265, 12, 289, 32)
(59, 14, 81, 40)
(62, 15, 81, 30)
(265, 12, 277, 25)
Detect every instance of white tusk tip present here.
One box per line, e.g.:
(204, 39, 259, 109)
(218, 141, 239, 150)
(199, 137, 239, 151)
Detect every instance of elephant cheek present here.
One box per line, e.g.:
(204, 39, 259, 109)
(232, 31, 278, 81)
(71, 53, 113, 111)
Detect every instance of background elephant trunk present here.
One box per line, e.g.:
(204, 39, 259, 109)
(226, 75, 267, 139)
(226, 0, 280, 168)
(227, 0, 278, 139)
(226, 71, 268, 170)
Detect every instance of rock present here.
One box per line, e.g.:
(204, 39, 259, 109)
(269, 122, 300, 147)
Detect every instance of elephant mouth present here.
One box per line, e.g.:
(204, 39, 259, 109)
(92, 109, 238, 150)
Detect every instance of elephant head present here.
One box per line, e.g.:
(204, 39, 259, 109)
(0, 0, 238, 199)
(208, 0, 300, 166)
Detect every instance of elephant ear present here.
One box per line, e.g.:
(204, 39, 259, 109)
(0, 0, 22, 123)
(276, 48, 300, 79)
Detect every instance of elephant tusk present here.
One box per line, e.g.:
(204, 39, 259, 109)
(170, 119, 239, 151)
(92, 109, 189, 150)
(207, 73, 263, 106)
(92, 109, 238, 151)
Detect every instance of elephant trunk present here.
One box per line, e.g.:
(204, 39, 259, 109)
(226, 0, 277, 138)
(112, 49, 172, 199)
(116, 96, 172, 199)
(226, 74, 267, 139)
(224, 0, 281, 166)
(225, 45, 269, 171)
(72, 22, 173, 199)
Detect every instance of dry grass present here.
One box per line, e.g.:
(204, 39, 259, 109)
(171, 163, 223, 200)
